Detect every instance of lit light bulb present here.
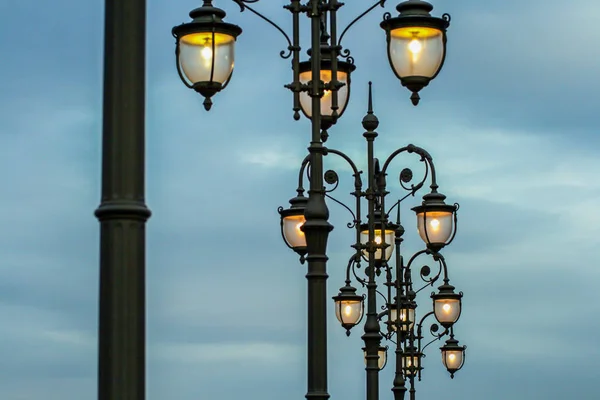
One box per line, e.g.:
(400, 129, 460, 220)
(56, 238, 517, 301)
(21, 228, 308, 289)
(323, 90, 331, 98)
(374, 236, 382, 244)
(442, 303, 452, 313)
(408, 38, 422, 54)
(344, 304, 353, 316)
(430, 219, 440, 231)
(201, 45, 213, 61)
(449, 353, 456, 361)
(296, 222, 304, 234)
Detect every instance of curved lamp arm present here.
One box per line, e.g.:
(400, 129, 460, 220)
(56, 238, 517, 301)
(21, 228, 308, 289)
(415, 311, 449, 381)
(231, 0, 295, 59)
(338, 0, 387, 47)
(381, 144, 440, 194)
(404, 250, 453, 294)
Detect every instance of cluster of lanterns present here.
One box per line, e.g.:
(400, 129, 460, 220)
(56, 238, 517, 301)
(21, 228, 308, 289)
(172, 0, 463, 385)
(172, 0, 450, 110)
(278, 187, 465, 377)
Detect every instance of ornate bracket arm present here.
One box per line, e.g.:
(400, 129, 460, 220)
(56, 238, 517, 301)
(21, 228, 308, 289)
(382, 144, 439, 194)
(405, 250, 452, 294)
(232, 0, 294, 59)
(415, 311, 449, 380)
(338, 0, 387, 48)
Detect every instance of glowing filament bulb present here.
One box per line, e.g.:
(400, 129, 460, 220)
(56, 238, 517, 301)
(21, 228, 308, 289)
(430, 219, 440, 231)
(374, 236, 382, 244)
(201, 46, 212, 60)
(200, 38, 213, 68)
(442, 303, 452, 313)
(408, 38, 422, 54)
(448, 353, 456, 361)
(344, 304, 353, 316)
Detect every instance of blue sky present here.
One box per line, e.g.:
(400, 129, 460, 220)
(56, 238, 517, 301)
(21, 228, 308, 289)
(1, 0, 599, 399)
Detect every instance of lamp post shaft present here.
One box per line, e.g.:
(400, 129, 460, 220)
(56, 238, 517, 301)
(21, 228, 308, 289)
(303, 2, 332, 400)
(95, 1, 150, 399)
(363, 130, 381, 400)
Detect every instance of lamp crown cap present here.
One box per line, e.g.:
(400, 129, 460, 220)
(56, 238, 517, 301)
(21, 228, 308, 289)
(190, 4, 226, 20)
(397, 0, 434, 15)
(422, 191, 447, 204)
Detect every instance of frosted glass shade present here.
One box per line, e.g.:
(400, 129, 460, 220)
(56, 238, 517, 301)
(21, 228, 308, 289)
(390, 307, 415, 332)
(434, 298, 461, 326)
(179, 32, 235, 85)
(299, 70, 350, 118)
(442, 348, 464, 371)
(360, 229, 395, 261)
(388, 27, 444, 79)
(402, 352, 421, 376)
(363, 347, 388, 370)
(416, 210, 453, 245)
(282, 215, 306, 249)
(335, 299, 363, 326)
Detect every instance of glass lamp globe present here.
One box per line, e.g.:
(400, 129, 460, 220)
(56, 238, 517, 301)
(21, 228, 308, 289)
(298, 59, 356, 130)
(389, 303, 415, 332)
(432, 283, 463, 328)
(363, 346, 389, 370)
(402, 346, 422, 376)
(172, 2, 242, 110)
(359, 215, 396, 262)
(333, 285, 364, 335)
(441, 336, 466, 378)
(278, 194, 308, 257)
(411, 191, 458, 252)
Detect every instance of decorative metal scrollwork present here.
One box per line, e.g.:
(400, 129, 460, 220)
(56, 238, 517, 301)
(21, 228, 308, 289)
(324, 169, 339, 189)
(340, 48, 355, 65)
(232, 0, 294, 59)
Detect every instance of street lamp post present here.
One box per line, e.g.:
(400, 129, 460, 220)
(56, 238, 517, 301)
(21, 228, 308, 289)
(279, 83, 467, 400)
(95, 1, 151, 400)
(172, 1, 453, 400)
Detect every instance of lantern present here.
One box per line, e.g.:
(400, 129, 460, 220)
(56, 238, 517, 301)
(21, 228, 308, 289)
(172, 2, 242, 110)
(412, 191, 458, 252)
(432, 283, 463, 328)
(278, 194, 308, 259)
(333, 284, 365, 336)
(441, 336, 466, 378)
(380, 0, 450, 105)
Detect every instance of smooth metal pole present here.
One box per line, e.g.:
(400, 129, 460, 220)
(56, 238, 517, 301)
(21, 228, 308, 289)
(303, 2, 331, 400)
(362, 127, 381, 400)
(95, 1, 150, 399)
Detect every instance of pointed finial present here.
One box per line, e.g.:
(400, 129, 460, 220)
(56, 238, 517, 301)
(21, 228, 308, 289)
(410, 91, 420, 106)
(362, 81, 379, 131)
(203, 96, 213, 111)
(367, 81, 374, 114)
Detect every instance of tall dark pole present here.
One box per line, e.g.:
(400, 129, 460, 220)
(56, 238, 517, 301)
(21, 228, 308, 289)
(95, 1, 150, 399)
(362, 86, 382, 400)
(302, 1, 331, 400)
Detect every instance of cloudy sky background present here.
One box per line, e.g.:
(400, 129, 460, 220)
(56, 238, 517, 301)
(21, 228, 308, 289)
(1, 0, 599, 399)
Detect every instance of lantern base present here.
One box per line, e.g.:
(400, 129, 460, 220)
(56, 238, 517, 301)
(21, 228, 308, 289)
(192, 81, 224, 111)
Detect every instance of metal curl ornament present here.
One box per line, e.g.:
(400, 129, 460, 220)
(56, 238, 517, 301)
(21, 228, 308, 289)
(232, 0, 293, 59)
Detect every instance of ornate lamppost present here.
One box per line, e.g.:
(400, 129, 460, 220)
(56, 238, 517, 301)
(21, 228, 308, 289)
(279, 83, 466, 400)
(172, 2, 453, 400)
